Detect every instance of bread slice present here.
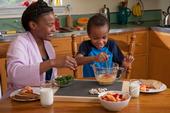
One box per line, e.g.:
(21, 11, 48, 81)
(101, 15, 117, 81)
(13, 93, 39, 100)
(152, 81, 162, 89)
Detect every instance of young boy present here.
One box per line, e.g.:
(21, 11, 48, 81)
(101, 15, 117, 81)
(76, 14, 133, 77)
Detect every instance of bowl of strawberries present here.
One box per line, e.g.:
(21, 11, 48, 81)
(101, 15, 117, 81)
(98, 91, 131, 111)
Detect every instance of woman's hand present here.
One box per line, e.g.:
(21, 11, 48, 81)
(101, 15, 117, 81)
(52, 56, 77, 70)
(63, 56, 77, 70)
(95, 52, 109, 62)
(123, 55, 134, 69)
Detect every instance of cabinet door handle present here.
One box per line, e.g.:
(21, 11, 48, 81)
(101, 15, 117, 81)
(135, 43, 143, 46)
(53, 45, 58, 47)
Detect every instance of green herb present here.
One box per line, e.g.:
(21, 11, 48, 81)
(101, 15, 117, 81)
(55, 75, 74, 86)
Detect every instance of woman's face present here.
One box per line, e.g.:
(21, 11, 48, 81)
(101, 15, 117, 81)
(89, 24, 109, 49)
(33, 12, 56, 41)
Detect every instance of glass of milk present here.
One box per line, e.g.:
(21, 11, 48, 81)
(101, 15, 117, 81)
(40, 81, 54, 107)
(129, 81, 140, 98)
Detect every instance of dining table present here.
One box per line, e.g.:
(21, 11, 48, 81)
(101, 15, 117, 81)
(0, 82, 170, 113)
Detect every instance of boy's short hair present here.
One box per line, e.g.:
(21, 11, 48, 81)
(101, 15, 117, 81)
(87, 13, 110, 35)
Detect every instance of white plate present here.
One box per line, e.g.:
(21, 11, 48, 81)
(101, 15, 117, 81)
(140, 83, 167, 93)
(135, 80, 167, 93)
(10, 87, 40, 101)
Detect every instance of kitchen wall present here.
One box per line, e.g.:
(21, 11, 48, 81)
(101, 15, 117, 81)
(0, 0, 167, 32)
(158, 0, 170, 12)
(62, 0, 169, 15)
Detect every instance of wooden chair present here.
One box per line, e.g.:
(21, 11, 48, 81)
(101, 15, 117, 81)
(0, 42, 9, 96)
(71, 33, 136, 79)
(0, 58, 7, 96)
(125, 33, 136, 79)
(71, 34, 83, 79)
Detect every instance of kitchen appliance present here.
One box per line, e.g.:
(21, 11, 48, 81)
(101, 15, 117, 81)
(117, 1, 131, 24)
(100, 4, 110, 23)
(163, 6, 170, 27)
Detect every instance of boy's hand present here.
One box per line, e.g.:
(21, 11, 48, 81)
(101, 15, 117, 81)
(123, 55, 134, 69)
(96, 52, 109, 62)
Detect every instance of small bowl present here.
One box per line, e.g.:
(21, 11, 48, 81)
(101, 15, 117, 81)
(54, 75, 74, 87)
(98, 91, 131, 111)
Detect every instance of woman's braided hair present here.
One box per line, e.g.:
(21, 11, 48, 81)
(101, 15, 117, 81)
(21, 0, 53, 31)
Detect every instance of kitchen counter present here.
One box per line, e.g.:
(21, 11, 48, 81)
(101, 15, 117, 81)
(0, 21, 162, 42)
(53, 27, 147, 38)
(150, 27, 170, 33)
(0, 33, 18, 42)
(55, 21, 159, 37)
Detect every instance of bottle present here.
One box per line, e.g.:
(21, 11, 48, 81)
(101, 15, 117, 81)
(55, 17, 60, 30)
(100, 4, 110, 23)
(66, 5, 73, 28)
(66, 15, 73, 28)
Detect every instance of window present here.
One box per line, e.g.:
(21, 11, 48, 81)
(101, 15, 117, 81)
(0, 0, 65, 18)
(0, 0, 24, 7)
(0, 0, 63, 7)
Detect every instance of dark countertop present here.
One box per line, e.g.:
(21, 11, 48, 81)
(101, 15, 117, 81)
(55, 80, 123, 97)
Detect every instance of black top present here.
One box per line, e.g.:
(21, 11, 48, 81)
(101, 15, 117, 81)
(42, 55, 52, 81)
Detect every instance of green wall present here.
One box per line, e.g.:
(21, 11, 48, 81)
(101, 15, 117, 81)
(0, 10, 161, 32)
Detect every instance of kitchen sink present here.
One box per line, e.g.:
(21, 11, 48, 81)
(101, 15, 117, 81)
(156, 25, 170, 28)
(0, 33, 19, 42)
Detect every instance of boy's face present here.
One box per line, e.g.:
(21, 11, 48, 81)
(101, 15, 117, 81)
(89, 24, 109, 49)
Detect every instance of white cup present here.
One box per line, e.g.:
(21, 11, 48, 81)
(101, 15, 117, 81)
(40, 81, 54, 107)
(129, 81, 140, 98)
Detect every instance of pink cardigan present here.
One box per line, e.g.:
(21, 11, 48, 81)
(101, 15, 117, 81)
(7, 32, 57, 93)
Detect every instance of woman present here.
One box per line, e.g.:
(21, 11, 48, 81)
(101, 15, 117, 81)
(7, 0, 77, 92)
